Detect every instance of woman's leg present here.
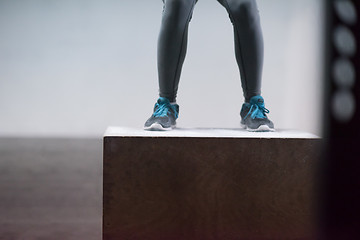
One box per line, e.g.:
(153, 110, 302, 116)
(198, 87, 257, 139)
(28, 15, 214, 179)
(217, 0, 264, 102)
(158, 0, 197, 102)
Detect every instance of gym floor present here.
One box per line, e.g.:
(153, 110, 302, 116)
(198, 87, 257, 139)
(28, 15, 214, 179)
(0, 138, 102, 240)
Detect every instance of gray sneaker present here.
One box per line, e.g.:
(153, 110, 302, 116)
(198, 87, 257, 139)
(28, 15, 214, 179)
(144, 97, 179, 131)
(240, 96, 274, 132)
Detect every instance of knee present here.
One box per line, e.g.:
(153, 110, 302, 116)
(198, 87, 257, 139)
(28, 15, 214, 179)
(164, 0, 194, 19)
(230, 1, 259, 25)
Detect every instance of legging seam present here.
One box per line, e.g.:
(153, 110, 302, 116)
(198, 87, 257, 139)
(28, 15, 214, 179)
(171, 0, 196, 98)
(221, 0, 249, 97)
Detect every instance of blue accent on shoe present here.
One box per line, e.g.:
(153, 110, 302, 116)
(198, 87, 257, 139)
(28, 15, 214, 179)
(144, 97, 180, 130)
(244, 95, 270, 120)
(240, 95, 274, 131)
(153, 97, 179, 119)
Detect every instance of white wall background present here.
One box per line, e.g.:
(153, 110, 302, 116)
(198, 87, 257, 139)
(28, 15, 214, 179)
(0, 0, 324, 137)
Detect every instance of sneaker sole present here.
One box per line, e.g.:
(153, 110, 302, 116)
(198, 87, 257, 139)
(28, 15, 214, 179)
(143, 123, 175, 131)
(241, 123, 275, 132)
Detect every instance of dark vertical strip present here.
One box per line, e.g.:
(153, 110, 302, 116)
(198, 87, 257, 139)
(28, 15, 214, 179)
(320, 0, 360, 239)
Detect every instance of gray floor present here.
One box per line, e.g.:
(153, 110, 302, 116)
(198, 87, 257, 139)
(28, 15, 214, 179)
(0, 138, 102, 240)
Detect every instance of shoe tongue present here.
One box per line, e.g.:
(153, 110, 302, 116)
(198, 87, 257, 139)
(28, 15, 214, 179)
(158, 97, 170, 104)
(250, 96, 264, 107)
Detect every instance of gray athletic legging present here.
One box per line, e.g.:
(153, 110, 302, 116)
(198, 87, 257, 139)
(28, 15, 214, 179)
(158, 0, 264, 103)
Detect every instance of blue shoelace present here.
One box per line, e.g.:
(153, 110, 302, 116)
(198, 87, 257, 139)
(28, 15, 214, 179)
(244, 103, 269, 120)
(153, 102, 178, 119)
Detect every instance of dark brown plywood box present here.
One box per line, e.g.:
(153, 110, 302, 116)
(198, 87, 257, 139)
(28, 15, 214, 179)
(103, 127, 321, 240)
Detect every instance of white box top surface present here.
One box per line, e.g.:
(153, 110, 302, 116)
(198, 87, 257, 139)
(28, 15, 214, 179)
(105, 127, 320, 139)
